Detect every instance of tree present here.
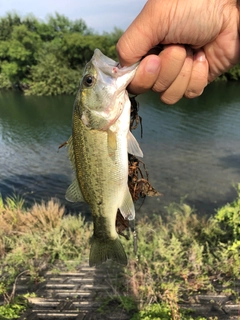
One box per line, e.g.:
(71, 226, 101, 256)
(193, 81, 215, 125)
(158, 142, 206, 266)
(0, 24, 41, 85)
(0, 13, 21, 41)
(46, 13, 90, 35)
(25, 39, 81, 95)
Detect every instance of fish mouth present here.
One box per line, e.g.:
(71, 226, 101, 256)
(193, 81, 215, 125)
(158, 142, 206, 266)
(78, 49, 139, 131)
(92, 48, 139, 90)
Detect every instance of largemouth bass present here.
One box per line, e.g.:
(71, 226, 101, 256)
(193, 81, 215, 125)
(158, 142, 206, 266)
(66, 49, 143, 267)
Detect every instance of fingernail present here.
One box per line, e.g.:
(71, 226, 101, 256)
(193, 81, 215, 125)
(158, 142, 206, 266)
(145, 57, 161, 74)
(195, 51, 206, 62)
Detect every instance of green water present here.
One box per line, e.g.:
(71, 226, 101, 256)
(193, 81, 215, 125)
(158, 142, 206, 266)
(0, 81, 240, 216)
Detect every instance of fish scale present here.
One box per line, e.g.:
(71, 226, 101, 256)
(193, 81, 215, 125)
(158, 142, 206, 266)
(72, 106, 129, 232)
(65, 49, 142, 267)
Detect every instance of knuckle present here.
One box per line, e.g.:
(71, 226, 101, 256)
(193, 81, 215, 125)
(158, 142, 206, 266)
(185, 89, 204, 99)
(160, 93, 180, 105)
(152, 80, 168, 93)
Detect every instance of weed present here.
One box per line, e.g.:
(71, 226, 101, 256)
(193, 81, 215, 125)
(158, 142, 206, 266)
(98, 295, 138, 317)
(0, 293, 35, 319)
(215, 184, 240, 242)
(121, 196, 240, 315)
(130, 302, 212, 320)
(0, 198, 91, 309)
(0, 194, 239, 319)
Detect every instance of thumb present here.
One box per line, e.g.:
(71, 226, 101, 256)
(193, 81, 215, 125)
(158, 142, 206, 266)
(116, 1, 167, 66)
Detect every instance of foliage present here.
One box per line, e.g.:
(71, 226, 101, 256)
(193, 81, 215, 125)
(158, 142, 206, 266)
(0, 193, 239, 318)
(25, 45, 81, 95)
(0, 12, 123, 95)
(0, 293, 36, 319)
(130, 303, 211, 320)
(0, 23, 41, 85)
(0, 301, 25, 319)
(131, 303, 172, 320)
(98, 295, 138, 315)
(0, 197, 92, 307)
(0, 295, 28, 319)
(0, 73, 11, 89)
(0, 12, 239, 95)
(121, 196, 240, 315)
(214, 183, 240, 243)
(218, 62, 240, 81)
(0, 13, 21, 41)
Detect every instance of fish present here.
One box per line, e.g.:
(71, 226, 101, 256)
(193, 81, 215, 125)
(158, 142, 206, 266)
(66, 49, 143, 267)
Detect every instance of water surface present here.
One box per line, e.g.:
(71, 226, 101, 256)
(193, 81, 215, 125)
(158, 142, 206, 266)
(0, 82, 240, 217)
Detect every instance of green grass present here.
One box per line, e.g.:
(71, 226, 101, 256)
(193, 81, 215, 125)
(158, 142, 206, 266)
(0, 187, 240, 319)
(130, 302, 217, 320)
(121, 198, 240, 319)
(0, 196, 92, 318)
(0, 293, 36, 319)
(122, 199, 240, 304)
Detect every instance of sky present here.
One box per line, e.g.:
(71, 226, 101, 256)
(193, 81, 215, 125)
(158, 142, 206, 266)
(0, 0, 147, 33)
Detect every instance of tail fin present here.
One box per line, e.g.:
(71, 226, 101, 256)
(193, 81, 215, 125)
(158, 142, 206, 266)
(89, 237, 127, 267)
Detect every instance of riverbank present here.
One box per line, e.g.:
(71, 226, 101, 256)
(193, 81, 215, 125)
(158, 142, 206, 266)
(0, 190, 239, 319)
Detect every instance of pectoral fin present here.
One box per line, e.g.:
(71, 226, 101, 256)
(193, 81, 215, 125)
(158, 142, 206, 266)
(65, 178, 85, 202)
(127, 131, 143, 158)
(119, 187, 135, 220)
(107, 129, 117, 151)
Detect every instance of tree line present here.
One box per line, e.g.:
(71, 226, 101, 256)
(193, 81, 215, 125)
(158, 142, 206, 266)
(0, 13, 239, 96)
(0, 13, 122, 95)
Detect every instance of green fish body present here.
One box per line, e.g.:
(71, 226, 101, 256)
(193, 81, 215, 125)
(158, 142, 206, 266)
(66, 49, 142, 267)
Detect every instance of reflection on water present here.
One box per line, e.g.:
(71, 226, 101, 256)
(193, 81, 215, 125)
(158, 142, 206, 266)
(0, 82, 240, 217)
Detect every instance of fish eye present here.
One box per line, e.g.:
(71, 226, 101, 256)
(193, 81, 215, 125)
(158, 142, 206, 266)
(83, 74, 95, 87)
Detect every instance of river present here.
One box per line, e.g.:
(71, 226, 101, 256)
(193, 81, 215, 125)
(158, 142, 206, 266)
(0, 82, 240, 217)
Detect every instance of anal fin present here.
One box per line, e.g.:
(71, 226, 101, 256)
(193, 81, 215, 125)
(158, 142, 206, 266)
(119, 187, 135, 220)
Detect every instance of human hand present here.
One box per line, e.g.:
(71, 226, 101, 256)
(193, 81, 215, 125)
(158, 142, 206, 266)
(116, 0, 240, 104)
